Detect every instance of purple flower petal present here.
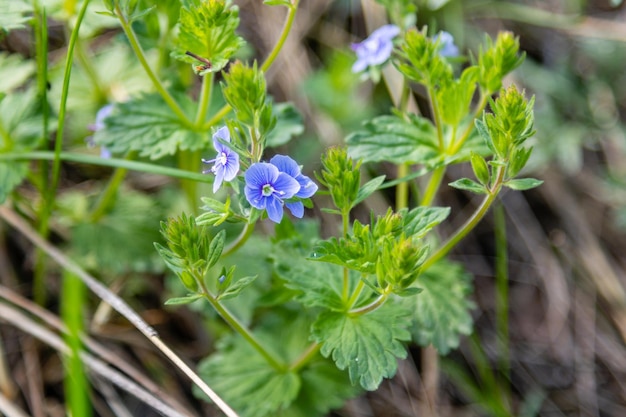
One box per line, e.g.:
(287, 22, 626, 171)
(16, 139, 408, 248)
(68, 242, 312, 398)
(203, 126, 240, 193)
(294, 174, 318, 198)
(270, 155, 299, 178)
(434, 31, 459, 58)
(351, 24, 400, 73)
(273, 172, 301, 199)
(285, 201, 304, 218)
(265, 195, 284, 223)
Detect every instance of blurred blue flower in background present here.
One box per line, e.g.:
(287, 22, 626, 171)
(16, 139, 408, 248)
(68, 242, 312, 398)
(434, 31, 459, 58)
(351, 24, 400, 73)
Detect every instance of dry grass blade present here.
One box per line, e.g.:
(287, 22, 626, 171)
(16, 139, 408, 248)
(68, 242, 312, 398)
(0, 205, 239, 417)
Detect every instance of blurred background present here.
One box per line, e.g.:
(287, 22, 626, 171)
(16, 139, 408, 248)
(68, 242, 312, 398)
(2, 0, 626, 416)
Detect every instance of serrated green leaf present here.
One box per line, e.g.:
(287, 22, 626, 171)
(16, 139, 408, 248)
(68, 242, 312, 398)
(410, 261, 474, 354)
(164, 294, 203, 305)
(265, 102, 304, 147)
(504, 178, 543, 190)
(402, 206, 451, 238)
(474, 118, 495, 154)
(92, 93, 204, 159)
(354, 175, 385, 207)
(311, 302, 412, 390)
(217, 275, 257, 300)
(346, 114, 438, 164)
(172, 0, 245, 72)
(448, 178, 488, 194)
(0, 0, 32, 32)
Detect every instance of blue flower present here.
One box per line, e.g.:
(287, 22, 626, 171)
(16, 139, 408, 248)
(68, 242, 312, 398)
(434, 31, 459, 58)
(351, 24, 400, 73)
(244, 162, 301, 223)
(202, 126, 240, 193)
(87, 104, 113, 159)
(269, 155, 318, 218)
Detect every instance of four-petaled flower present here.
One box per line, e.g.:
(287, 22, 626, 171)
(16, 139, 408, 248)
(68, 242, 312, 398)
(203, 126, 240, 193)
(351, 24, 400, 73)
(244, 162, 301, 223)
(270, 155, 319, 218)
(434, 31, 459, 58)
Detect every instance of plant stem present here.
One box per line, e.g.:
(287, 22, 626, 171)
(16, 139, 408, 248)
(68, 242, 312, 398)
(349, 290, 389, 316)
(75, 38, 106, 103)
(396, 163, 409, 209)
(222, 222, 255, 258)
(201, 0, 300, 130)
(89, 152, 137, 223)
(449, 92, 489, 154)
(195, 72, 214, 126)
(346, 279, 365, 310)
(420, 165, 446, 207)
(494, 202, 511, 391)
(341, 209, 350, 302)
(178, 150, 201, 214)
(289, 342, 321, 372)
(428, 87, 445, 150)
(420, 166, 506, 272)
(0, 151, 212, 183)
(197, 279, 286, 372)
(115, 4, 192, 127)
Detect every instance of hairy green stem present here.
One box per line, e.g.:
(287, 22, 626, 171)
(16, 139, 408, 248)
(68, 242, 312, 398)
(420, 166, 506, 272)
(196, 277, 285, 371)
(341, 209, 350, 302)
(195, 73, 214, 126)
(420, 165, 446, 207)
(0, 152, 212, 183)
(202, 0, 300, 130)
(349, 289, 390, 316)
(289, 342, 321, 372)
(222, 222, 255, 258)
(115, 4, 191, 127)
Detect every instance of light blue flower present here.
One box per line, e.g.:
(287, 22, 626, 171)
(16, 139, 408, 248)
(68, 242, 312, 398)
(434, 31, 459, 58)
(202, 126, 240, 193)
(270, 155, 318, 218)
(351, 24, 400, 73)
(244, 162, 301, 223)
(87, 104, 114, 159)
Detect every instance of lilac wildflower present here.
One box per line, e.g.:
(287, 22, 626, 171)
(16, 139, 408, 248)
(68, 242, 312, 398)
(269, 155, 318, 218)
(434, 31, 459, 58)
(244, 162, 301, 223)
(87, 104, 114, 159)
(202, 126, 240, 193)
(351, 24, 400, 73)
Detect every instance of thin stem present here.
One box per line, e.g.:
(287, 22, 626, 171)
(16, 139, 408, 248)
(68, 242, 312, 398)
(75, 38, 106, 103)
(115, 4, 192, 127)
(0, 206, 239, 417)
(341, 209, 350, 302)
(260, 0, 299, 73)
(494, 202, 511, 390)
(289, 343, 321, 372)
(177, 150, 201, 213)
(345, 279, 365, 310)
(428, 87, 445, 150)
(196, 278, 286, 371)
(420, 166, 506, 272)
(89, 153, 136, 223)
(0, 151, 212, 183)
(349, 290, 390, 316)
(222, 222, 255, 258)
(420, 165, 446, 207)
(201, 0, 300, 130)
(195, 72, 214, 126)
(396, 163, 409, 209)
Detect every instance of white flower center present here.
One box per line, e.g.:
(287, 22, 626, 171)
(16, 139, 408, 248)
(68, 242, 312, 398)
(262, 184, 274, 197)
(217, 152, 228, 166)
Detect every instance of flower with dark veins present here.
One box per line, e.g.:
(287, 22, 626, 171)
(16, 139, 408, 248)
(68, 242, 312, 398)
(244, 162, 301, 223)
(351, 24, 400, 73)
(434, 31, 459, 58)
(202, 126, 240, 193)
(269, 155, 318, 218)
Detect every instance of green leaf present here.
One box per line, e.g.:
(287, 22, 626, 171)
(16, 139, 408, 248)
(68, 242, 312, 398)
(504, 178, 543, 191)
(264, 0, 293, 6)
(409, 261, 474, 354)
(0, 0, 32, 32)
(346, 114, 438, 165)
(93, 93, 204, 159)
(164, 294, 203, 305)
(265, 102, 304, 147)
(172, 0, 245, 72)
(402, 206, 451, 238)
(311, 302, 413, 390)
(207, 230, 226, 268)
(0, 161, 27, 204)
(217, 275, 257, 301)
(470, 152, 490, 185)
(0, 52, 36, 93)
(354, 175, 386, 207)
(448, 178, 488, 194)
